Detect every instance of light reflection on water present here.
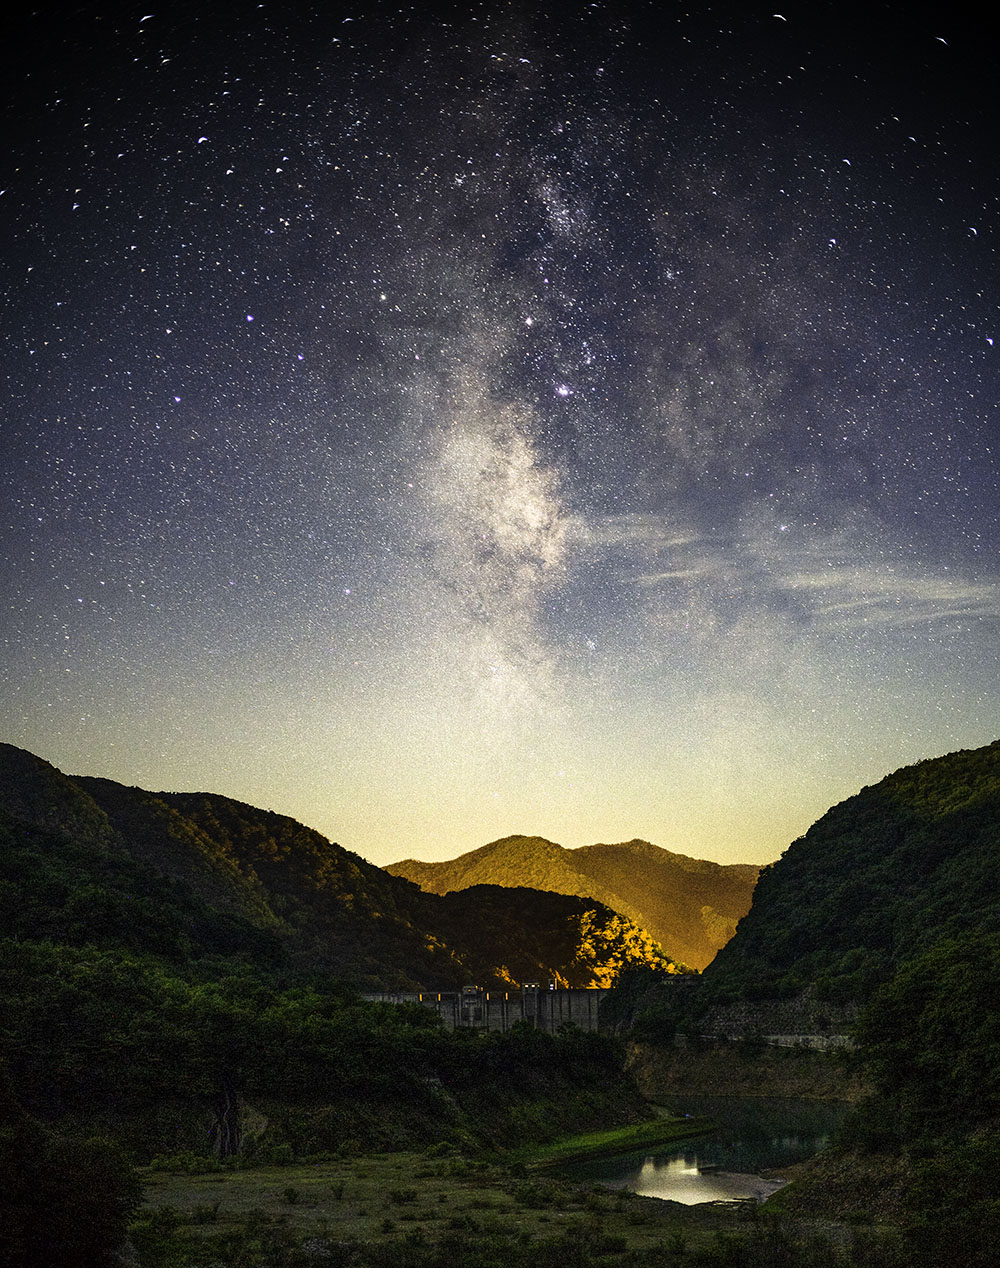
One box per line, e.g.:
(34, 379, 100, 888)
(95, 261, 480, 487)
(574, 1148, 789, 1205)
(560, 1096, 848, 1206)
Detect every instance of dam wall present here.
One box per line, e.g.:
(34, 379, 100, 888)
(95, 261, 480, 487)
(363, 986, 608, 1033)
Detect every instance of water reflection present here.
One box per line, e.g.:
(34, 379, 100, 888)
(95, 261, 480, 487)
(599, 1149, 787, 1203)
(561, 1096, 848, 1206)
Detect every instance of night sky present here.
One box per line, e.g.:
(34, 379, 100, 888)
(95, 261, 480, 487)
(3, 2, 997, 867)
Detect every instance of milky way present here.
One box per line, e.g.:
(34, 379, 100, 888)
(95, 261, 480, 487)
(3, 3, 998, 864)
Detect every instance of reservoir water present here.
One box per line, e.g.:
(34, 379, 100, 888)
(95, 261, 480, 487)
(561, 1096, 849, 1205)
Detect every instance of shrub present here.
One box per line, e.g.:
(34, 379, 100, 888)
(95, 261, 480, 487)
(148, 1150, 222, 1174)
(0, 1096, 143, 1268)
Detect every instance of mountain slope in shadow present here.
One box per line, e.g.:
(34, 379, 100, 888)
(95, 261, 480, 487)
(0, 743, 676, 989)
(388, 833, 760, 969)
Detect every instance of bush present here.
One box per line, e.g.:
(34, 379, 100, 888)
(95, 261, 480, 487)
(148, 1150, 223, 1173)
(425, 1140, 453, 1157)
(0, 1096, 143, 1268)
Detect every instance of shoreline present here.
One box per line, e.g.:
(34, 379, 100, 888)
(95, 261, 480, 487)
(516, 1114, 715, 1169)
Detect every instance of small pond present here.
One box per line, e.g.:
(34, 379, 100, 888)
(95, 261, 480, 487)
(560, 1095, 849, 1205)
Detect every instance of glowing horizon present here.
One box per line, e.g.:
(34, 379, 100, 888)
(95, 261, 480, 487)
(3, 6, 997, 870)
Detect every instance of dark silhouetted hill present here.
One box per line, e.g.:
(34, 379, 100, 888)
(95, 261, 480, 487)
(703, 739, 1000, 1004)
(0, 743, 674, 989)
(0, 743, 661, 1168)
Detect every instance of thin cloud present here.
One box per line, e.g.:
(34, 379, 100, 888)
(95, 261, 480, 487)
(760, 538, 1000, 631)
(593, 512, 1000, 635)
(575, 512, 704, 551)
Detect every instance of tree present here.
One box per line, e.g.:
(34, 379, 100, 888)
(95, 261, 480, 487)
(854, 930, 1000, 1140)
(0, 1068, 143, 1268)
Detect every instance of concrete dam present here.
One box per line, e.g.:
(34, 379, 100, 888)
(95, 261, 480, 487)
(363, 985, 608, 1033)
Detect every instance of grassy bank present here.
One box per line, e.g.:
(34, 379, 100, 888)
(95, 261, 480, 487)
(134, 1148, 887, 1267)
(515, 1113, 714, 1168)
(764, 1148, 912, 1224)
(134, 1149, 727, 1266)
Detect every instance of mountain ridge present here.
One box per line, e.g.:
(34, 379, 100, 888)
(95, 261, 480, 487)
(0, 743, 675, 990)
(702, 738, 1000, 1003)
(387, 832, 760, 970)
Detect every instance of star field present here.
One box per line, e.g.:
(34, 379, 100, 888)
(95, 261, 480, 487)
(3, 2, 998, 865)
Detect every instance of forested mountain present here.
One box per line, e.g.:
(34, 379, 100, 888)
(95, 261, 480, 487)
(0, 743, 672, 990)
(572, 840, 759, 970)
(596, 740, 1000, 1256)
(388, 834, 759, 969)
(0, 742, 660, 1181)
(690, 738, 1000, 1259)
(703, 739, 1000, 1004)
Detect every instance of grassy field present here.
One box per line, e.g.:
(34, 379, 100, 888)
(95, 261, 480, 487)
(133, 1111, 906, 1265)
(136, 1147, 750, 1262)
(131, 1120, 893, 1268)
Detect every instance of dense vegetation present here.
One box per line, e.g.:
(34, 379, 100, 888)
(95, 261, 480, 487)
(755, 929, 1000, 1267)
(0, 743, 678, 1265)
(0, 743, 676, 990)
(5, 737, 1000, 1266)
(389, 833, 758, 970)
(708, 743, 1000, 1265)
(600, 742, 1000, 1265)
(0, 745, 669, 1159)
(0, 933, 638, 1158)
(853, 930, 1000, 1145)
(0, 944, 643, 1264)
(703, 741, 1000, 1003)
(1, 1069, 142, 1268)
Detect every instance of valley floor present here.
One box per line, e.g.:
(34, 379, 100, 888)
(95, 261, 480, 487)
(132, 1147, 890, 1267)
(138, 1150, 726, 1249)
